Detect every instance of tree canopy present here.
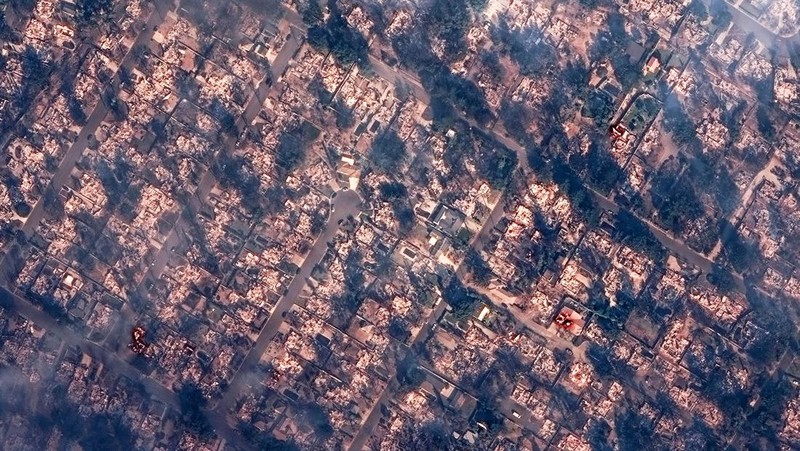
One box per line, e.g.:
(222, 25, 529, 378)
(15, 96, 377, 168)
(306, 1, 370, 68)
(614, 209, 664, 260)
(177, 383, 214, 438)
(475, 144, 518, 189)
(661, 95, 699, 150)
(442, 277, 486, 321)
(75, 0, 113, 28)
(370, 130, 407, 172)
(465, 249, 493, 286)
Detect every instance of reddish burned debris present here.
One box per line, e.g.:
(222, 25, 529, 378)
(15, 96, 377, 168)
(129, 326, 149, 354)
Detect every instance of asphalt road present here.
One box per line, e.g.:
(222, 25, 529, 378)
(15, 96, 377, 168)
(469, 194, 508, 255)
(0, 285, 177, 410)
(475, 116, 722, 273)
(0, 284, 258, 449)
(215, 189, 362, 414)
(1, 3, 750, 449)
(0, 1, 172, 282)
(337, 38, 718, 277)
(337, 31, 748, 449)
(0, 3, 342, 449)
(270, 24, 303, 83)
(346, 300, 447, 451)
(280, 5, 430, 105)
(367, 55, 431, 104)
(18, 2, 171, 239)
(347, 166, 504, 450)
(348, 185, 509, 450)
(711, 0, 797, 41)
(0, 3, 264, 449)
(143, 10, 297, 284)
(336, 15, 724, 277)
(263, 0, 778, 284)
(588, 188, 716, 273)
(144, 65, 272, 284)
(298, 18, 728, 448)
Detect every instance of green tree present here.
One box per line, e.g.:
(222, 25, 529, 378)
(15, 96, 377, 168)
(465, 249, 493, 286)
(709, 0, 732, 28)
(301, 0, 323, 26)
(306, 1, 370, 68)
(491, 20, 556, 76)
(442, 277, 484, 321)
(688, 0, 708, 21)
(722, 231, 757, 274)
(662, 95, 699, 149)
(756, 105, 776, 140)
(707, 263, 736, 294)
(427, 0, 471, 58)
(614, 210, 664, 260)
(585, 141, 623, 193)
(75, 0, 113, 28)
(177, 383, 214, 438)
(475, 143, 518, 189)
(397, 357, 426, 388)
(649, 173, 704, 235)
(370, 131, 407, 172)
(299, 402, 333, 440)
